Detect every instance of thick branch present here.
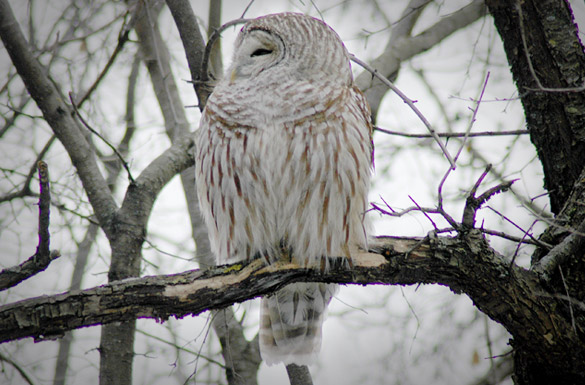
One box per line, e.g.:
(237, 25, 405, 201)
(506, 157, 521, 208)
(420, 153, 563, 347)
(486, 0, 585, 214)
(0, 233, 582, 378)
(164, 0, 209, 109)
(355, 0, 486, 118)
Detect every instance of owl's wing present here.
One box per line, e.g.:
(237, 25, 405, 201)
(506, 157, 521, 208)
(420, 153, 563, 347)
(259, 85, 372, 366)
(259, 282, 338, 366)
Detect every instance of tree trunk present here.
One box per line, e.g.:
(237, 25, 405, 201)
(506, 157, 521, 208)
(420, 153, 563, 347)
(486, 0, 585, 383)
(486, 0, 585, 215)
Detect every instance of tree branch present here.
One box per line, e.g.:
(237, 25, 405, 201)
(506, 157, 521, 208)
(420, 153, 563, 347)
(0, 0, 118, 236)
(532, 218, 585, 280)
(0, 135, 55, 203)
(164, 0, 210, 109)
(0, 161, 61, 291)
(355, 0, 486, 118)
(0, 233, 582, 377)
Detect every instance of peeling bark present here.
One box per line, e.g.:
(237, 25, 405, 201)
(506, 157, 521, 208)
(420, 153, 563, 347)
(0, 234, 583, 381)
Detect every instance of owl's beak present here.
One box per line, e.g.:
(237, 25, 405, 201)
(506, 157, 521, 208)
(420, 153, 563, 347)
(230, 69, 237, 84)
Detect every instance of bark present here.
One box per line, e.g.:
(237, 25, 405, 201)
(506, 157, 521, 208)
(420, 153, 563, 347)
(486, 0, 585, 215)
(54, 54, 142, 385)
(286, 364, 313, 385)
(165, 0, 211, 108)
(486, 1, 585, 383)
(96, 130, 194, 385)
(1, 233, 583, 382)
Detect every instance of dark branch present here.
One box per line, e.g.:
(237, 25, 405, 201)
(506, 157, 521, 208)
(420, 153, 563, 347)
(532, 218, 585, 280)
(374, 126, 529, 138)
(0, 233, 582, 380)
(165, 0, 212, 110)
(0, 161, 60, 291)
(462, 165, 516, 230)
(286, 364, 313, 385)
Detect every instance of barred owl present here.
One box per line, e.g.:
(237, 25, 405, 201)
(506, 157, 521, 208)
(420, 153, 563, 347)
(195, 13, 373, 366)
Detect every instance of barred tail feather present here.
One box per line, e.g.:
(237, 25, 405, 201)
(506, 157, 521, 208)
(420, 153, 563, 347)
(259, 282, 337, 366)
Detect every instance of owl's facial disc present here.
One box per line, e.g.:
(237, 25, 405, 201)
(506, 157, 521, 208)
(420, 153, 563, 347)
(230, 29, 283, 82)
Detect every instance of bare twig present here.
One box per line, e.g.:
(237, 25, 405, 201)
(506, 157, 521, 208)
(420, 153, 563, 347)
(68, 92, 135, 184)
(0, 352, 35, 385)
(455, 71, 491, 164)
(370, 200, 458, 229)
(374, 127, 529, 138)
(481, 228, 549, 247)
(75, 9, 136, 106)
(461, 165, 517, 230)
(409, 195, 439, 231)
(240, 0, 255, 18)
(0, 135, 55, 203)
(487, 206, 550, 249)
(135, 328, 226, 368)
(436, 72, 490, 212)
(350, 54, 456, 169)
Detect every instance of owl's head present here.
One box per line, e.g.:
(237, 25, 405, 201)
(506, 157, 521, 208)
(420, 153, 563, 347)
(227, 13, 352, 86)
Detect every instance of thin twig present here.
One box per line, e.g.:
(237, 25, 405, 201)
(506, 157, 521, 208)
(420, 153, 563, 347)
(0, 135, 56, 203)
(240, 0, 255, 18)
(370, 201, 458, 229)
(453, 72, 491, 163)
(487, 206, 550, 249)
(481, 228, 548, 247)
(508, 219, 537, 270)
(350, 54, 456, 169)
(374, 127, 529, 138)
(437, 72, 490, 212)
(201, 18, 250, 84)
(68, 92, 135, 183)
(135, 328, 226, 368)
(76, 9, 135, 106)
(0, 352, 35, 385)
(409, 195, 439, 231)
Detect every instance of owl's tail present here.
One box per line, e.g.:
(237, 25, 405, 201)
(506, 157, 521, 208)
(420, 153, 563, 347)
(259, 282, 337, 366)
